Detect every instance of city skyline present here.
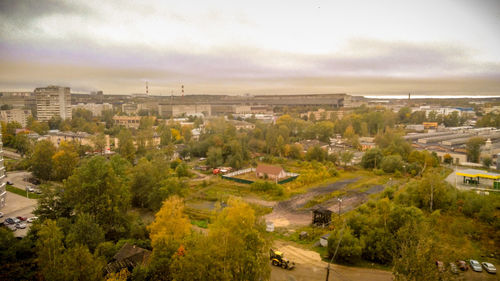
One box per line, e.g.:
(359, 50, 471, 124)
(1, 0, 500, 96)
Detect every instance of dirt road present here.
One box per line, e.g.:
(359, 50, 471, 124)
(271, 240, 393, 281)
(264, 178, 385, 228)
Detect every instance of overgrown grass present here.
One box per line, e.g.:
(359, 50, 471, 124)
(6, 184, 40, 199)
(191, 219, 209, 228)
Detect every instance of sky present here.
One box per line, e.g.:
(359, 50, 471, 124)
(1, 0, 500, 96)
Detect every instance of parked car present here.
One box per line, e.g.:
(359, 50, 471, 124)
(482, 262, 497, 274)
(27, 217, 38, 223)
(5, 217, 15, 224)
(457, 260, 468, 271)
(26, 186, 35, 192)
(469, 260, 482, 272)
(0, 211, 3, 218)
(6, 181, 13, 185)
(16, 216, 27, 221)
(16, 223, 26, 229)
(34, 189, 42, 194)
(449, 262, 459, 274)
(6, 224, 17, 231)
(13, 218, 21, 224)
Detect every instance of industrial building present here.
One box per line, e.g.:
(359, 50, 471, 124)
(405, 127, 500, 165)
(34, 86, 72, 121)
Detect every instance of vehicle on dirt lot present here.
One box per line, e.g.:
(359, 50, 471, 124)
(457, 260, 468, 271)
(5, 218, 15, 224)
(482, 262, 496, 274)
(16, 223, 27, 229)
(270, 249, 295, 270)
(0, 211, 3, 218)
(27, 217, 38, 223)
(469, 260, 482, 272)
(13, 218, 21, 224)
(16, 216, 27, 221)
(6, 224, 17, 231)
(449, 262, 458, 274)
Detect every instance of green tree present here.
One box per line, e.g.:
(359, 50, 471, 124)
(61, 244, 105, 281)
(36, 220, 65, 281)
(361, 148, 383, 169)
(207, 147, 223, 168)
(340, 151, 354, 168)
(34, 184, 73, 220)
(64, 156, 131, 237)
(466, 137, 485, 163)
(482, 156, 492, 168)
(30, 140, 56, 181)
(381, 155, 405, 173)
(305, 146, 328, 162)
(117, 129, 136, 162)
(327, 226, 362, 264)
(66, 213, 105, 252)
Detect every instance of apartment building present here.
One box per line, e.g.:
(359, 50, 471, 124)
(0, 131, 5, 208)
(34, 86, 72, 121)
(0, 109, 31, 127)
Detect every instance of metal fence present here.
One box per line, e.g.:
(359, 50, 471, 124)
(221, 169, 299, 185)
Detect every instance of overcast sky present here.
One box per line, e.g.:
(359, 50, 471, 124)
(1, 0, 499, 95)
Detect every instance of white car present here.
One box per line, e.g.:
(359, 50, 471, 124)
(16, 223, 27, 229)
(27, 217, 38, 223)
(469, 260, 482, 272)
(0, 211, 3, 218)
(482, 262, 497, 274)
(13, 218, 21, 224)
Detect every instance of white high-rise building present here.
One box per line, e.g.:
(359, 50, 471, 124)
(34, 85, 72, 121)
(0, 130, 6, 209)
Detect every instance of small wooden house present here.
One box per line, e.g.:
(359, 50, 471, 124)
(255, 164, 287, 180)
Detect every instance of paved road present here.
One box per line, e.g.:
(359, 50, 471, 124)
(2, 149, 22, 159)
(6, 170, 33, 189)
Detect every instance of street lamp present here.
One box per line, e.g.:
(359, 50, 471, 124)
(337, 198, 343, 217)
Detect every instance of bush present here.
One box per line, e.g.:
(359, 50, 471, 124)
(327, 226, 362, 264)
(328, 167, 339, 177)
(373, 168, 384, 176)
(380, 155, 404, 173)
(250, 181, 284, 196)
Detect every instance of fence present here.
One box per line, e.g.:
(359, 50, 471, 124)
(222, 169, 299, 185)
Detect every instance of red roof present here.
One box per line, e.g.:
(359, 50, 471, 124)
(256, 164, 284, 176)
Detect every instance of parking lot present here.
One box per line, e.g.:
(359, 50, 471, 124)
(1, 191, 38, 237)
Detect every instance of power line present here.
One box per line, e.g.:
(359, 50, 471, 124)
(325, 222, 346, 281)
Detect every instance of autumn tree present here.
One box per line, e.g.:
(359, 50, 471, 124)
(52, 141, 80, 181)
(148, 196, 191, 281)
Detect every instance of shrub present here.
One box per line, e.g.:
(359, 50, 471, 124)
(250, 181, 284, 196)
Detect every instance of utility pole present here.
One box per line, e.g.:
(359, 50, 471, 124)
(337, 198, 342, 217)
(430, 181, 434, 212)
(326, 223, 346, 281)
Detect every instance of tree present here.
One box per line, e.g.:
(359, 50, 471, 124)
(36, 220, 65, 281)
(34, 184, 73, 220)
(52, 141, 80, 181)
(327, 226, 362, 264)
(466, 137, 485, 163)
(340, 151, 354, 168)
(361, 148, 383, 169)
(381, 155, 405, 173)
(482, 156, 492, 168)
(171, 199, 271, 281)
(30, 140, 56, 181)
(148, 196, 191, 280)
(66, 213, 105, 252)
(64, 156, 131, 237)
(207, 147, 223, 168)
(92, 133, 107, 154)
(61, 244, 105, 281)
(117, 129, 136, 163)
(305, 146, 328, 162)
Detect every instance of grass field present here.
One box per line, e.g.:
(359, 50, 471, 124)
(6, 184, 40, 199)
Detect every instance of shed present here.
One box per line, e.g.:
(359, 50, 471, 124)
(105, 243, 151, 274)
(312, 207, 332, 226)
(320, 233, 331, 247)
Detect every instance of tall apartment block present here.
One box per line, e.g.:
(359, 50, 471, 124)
(0, 130, 6, 208)
(34, 85, 72, 121)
